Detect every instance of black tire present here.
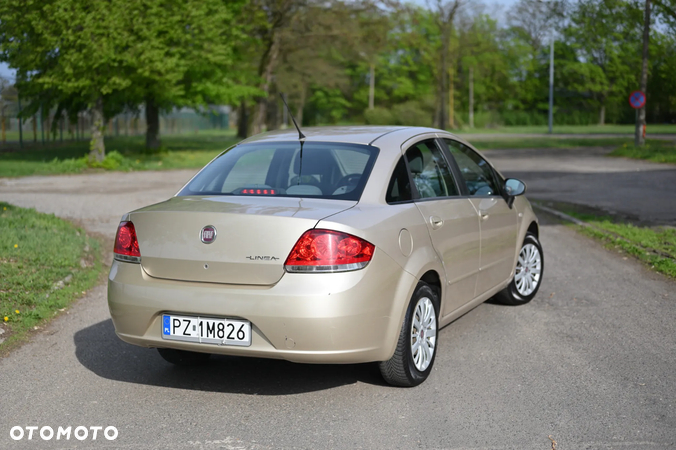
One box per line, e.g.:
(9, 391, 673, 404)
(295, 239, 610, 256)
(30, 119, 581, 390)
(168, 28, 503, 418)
(494, 232, 544, 306)
(379, 282, 440, 387)
(157, 348, 211, 366)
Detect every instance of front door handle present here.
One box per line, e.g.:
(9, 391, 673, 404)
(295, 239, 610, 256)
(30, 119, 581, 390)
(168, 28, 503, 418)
(430, 216, 443, 229)
(481, 214, 489, 221)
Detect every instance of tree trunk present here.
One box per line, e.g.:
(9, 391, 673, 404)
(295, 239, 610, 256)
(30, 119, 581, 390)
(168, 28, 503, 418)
(145, 97, 161, 151)
(436, 25, 449, 129)
(469, 67, 474, 128)
(237, 100, 248, 139)
(296, 84, 306, 127)
(252, 34, 281, 135)
(635, 0, 651, 146)
(89, 97, 105, 162)
(599, 105, 606, 126)
(368, 63, 375, 110)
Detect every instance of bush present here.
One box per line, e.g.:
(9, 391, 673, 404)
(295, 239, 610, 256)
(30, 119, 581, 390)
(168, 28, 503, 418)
(364, 107, 395, 125)
(392, 101, 433, 127)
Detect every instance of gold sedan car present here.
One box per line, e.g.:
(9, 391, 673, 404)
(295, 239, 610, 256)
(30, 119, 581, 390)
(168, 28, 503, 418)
(108, 126, 543, 387)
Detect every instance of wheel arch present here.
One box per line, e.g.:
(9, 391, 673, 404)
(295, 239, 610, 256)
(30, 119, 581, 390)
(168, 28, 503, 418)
(527, 220, 539, 238)
(419, 270, 442, 303)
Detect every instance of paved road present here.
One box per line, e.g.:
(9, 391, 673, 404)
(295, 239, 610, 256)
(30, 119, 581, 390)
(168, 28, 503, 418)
(484, 147, 676, 225)
(1, 156, 675, 449)
(464, 133, 676, 141)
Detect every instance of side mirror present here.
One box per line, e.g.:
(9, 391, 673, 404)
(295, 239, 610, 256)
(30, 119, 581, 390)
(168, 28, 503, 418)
(504, 178, 526, 208)
(505, 178, 526, 197)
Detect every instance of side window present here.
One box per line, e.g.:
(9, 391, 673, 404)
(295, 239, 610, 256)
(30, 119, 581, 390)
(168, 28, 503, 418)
(445, 139, 499, 196)
(404, 140, 459, 199)
(386, 157, 413, 203)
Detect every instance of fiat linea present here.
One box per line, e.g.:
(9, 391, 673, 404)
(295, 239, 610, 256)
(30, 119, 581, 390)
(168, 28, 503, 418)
(108, 126, 543, 387)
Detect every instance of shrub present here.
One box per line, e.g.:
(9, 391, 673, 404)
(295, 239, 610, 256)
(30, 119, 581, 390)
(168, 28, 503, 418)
(392, 101, 433, 127)
(364, 107, 395, 125)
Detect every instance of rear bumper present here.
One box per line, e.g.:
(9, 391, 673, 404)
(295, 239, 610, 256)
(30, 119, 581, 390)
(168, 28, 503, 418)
(107, 250, 415, 364)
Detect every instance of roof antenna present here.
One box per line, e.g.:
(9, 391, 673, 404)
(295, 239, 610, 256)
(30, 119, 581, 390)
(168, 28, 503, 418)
(280, 93, 305, 185)
(280, 93, 305, 140)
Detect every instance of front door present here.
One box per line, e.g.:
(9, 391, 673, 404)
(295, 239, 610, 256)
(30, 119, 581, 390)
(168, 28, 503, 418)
(404, 139, 481, 317)
(444, 139, 518, 295)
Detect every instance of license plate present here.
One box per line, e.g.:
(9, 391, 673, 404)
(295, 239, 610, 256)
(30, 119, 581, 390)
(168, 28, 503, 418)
(161, 314, 251, 347)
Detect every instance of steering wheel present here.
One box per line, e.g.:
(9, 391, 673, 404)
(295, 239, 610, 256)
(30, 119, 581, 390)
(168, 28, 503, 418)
(335, 173, 361, 189)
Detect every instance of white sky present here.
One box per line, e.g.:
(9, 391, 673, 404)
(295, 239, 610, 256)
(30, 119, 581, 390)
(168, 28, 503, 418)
(0, 0, 520, 83)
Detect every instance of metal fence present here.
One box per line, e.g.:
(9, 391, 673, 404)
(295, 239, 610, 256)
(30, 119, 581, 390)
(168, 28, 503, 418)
(0, 103, 231, 148)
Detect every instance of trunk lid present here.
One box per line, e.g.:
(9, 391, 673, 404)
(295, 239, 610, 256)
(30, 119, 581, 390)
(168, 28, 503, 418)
(130, 196, 356, 285)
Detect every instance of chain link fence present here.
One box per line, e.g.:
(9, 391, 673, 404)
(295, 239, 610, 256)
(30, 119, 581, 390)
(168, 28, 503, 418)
(0, 99, 231, 149)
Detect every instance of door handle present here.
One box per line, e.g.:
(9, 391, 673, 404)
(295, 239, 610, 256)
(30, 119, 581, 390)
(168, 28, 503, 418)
(430, 216, 443, 229)
(481, 214, 489, 221)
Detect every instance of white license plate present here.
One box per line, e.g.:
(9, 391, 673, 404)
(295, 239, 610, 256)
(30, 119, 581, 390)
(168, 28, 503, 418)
(161, 314, 251, 347)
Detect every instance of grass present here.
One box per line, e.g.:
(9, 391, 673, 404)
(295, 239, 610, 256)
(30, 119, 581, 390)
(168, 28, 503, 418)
(0, 130, 239, 178)
(0, 202, 104, 354)
(609, 140, 676, 164)
(469, 137, 636, 150)
(454, 124, 676, 135)
(544, 203, 676, 279)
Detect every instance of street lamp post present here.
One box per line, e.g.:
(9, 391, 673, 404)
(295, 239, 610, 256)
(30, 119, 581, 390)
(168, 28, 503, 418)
(548, 36, 554, 134)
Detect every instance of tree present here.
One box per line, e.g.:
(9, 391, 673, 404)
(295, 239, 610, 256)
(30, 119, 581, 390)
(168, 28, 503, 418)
(566, 0, 641, 125)
(0, 0, 249, 157)
(0, 0, 134, 160)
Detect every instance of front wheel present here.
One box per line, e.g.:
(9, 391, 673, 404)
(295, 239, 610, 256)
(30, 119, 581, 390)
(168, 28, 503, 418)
(494, 232, 544, 306)
(379, 282, 439, 387)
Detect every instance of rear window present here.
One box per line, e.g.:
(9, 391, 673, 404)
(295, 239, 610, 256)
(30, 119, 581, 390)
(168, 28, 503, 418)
(178, 141, 379, 201)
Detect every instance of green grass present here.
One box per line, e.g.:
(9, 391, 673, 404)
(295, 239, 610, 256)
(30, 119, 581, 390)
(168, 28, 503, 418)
(469, 137, 636, 150)
(609, 140, 676, 164)
(549, 205, 676, 279)
(0, 203, 105, 354)
(0, 130, 239, 178)
(454, 124, 676, 135)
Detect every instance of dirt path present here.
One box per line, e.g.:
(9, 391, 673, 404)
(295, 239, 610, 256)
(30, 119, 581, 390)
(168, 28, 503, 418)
(0, 169, 199, 238)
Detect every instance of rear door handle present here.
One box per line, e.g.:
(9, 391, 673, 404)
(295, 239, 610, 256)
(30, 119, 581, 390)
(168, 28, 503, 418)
(481, 214, 489, 221)
(430, 216, 443, 229)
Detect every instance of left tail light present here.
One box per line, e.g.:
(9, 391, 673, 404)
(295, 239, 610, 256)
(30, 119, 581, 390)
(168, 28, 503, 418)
(284, 229, 375, 273)
(114, 221, 141, 263)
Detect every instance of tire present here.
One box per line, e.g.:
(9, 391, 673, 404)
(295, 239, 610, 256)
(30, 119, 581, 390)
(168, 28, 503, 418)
(379, 282, 439, 387)
(157, 348, 211, 366)
(494, 232, 544, 306)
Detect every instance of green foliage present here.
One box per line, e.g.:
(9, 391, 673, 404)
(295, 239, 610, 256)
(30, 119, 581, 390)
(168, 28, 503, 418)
(364, 107, 395, 125)
(561, 208, 676, 279)
(609, 141, 676, 164)
(0, 203, 103, 351)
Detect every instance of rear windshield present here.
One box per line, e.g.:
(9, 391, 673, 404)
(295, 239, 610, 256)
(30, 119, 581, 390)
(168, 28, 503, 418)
(178, 141, 379, 201)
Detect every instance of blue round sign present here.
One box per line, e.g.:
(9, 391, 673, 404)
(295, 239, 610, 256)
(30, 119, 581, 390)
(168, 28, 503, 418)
(629, 91, 646, 109)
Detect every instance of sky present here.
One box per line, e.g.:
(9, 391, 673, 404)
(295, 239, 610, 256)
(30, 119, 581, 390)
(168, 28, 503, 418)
(0, 0, 520, 83)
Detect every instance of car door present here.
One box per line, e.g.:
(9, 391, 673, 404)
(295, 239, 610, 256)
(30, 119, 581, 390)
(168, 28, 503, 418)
(403, 138, 481, 317)
(443, 139, 518, 295)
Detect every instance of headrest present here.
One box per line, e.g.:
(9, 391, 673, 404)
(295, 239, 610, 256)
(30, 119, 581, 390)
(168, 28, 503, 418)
(407, 148, 424, 174)
(286, 185, 323, 196)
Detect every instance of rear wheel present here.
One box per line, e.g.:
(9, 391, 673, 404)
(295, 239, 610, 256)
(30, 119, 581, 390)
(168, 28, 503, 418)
(494, 232, 544, 306)
(379, 282, 439, 387)
(157, 348, 211, 366)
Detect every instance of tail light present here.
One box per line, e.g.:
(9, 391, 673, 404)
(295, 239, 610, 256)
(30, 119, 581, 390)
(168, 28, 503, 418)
(114, 221, 141, 263)
(284, 229, 375, 273)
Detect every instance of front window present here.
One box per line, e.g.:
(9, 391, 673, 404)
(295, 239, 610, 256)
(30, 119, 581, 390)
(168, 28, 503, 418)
(179, 142, 379, 201)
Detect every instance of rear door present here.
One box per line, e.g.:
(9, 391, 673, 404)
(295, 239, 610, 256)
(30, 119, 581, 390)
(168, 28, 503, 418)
(403, 138, 481, 317)
(443, 139, 518, 295)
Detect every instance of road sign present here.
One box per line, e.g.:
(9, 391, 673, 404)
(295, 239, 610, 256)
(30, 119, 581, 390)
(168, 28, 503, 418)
(629, 91, 646, 109)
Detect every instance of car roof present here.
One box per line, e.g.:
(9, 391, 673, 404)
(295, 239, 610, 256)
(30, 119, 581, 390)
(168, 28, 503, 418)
(239, 126, 460, 147)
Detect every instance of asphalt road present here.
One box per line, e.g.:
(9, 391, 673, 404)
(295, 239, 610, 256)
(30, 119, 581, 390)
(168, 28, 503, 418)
(1, 150, 675, 450)
(484, 147, 676, 225)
